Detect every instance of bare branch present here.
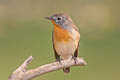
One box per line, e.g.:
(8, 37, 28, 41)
(9, 56, 86, 80)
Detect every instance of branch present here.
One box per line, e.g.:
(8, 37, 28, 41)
(9, 56, 87, 80)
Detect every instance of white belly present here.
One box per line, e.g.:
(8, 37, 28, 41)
(54, 40, 77, 59)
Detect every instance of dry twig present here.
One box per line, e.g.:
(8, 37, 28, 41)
(9, 56, 86, 80)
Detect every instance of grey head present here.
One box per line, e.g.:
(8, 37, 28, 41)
(45, 13, 75, 29)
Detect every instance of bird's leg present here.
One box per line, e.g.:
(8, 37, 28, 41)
(71, 54, 77, 64)
(56, 56, 62, 65)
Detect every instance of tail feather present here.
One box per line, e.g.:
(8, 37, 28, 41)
(63, 67, 70, 73)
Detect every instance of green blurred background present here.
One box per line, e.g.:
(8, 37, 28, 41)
(0, 0, 120, 80)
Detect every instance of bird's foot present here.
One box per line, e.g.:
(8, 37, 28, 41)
(71, 55, 77, 64)
(56, 59, 62, 65)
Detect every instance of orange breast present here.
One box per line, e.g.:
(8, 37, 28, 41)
(52, 21, 71, 42)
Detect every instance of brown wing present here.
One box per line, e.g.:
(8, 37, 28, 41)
(74, 42, 79, 57)
(52, 32, 60, 61)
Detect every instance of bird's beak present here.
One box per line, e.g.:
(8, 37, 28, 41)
(45, 17, 52, 20)
(45, 16, 55, 25)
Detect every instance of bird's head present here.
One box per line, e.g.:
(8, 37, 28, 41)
(46, 13, 73, 29)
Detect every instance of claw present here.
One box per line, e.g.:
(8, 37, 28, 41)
(56, 59, 62, 65)
(71, 55, 77, 64)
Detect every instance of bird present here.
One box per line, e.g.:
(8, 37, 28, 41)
(46, 13, 80, 73)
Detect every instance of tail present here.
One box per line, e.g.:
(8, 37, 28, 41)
(63, 67, 70, 73)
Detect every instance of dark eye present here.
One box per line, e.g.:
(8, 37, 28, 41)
(57, 17, 61, 20)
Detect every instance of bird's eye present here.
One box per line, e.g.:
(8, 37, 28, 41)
(57, 17, 61, 20)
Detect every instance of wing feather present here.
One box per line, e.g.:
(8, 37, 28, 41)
(52, 32, 60, 61)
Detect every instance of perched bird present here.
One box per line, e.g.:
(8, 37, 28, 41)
(46, 13, 80, 73)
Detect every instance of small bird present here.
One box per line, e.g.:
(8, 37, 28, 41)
(46, 13, 80, 73)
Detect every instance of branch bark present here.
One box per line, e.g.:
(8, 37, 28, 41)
(9, 56, 87, 80)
